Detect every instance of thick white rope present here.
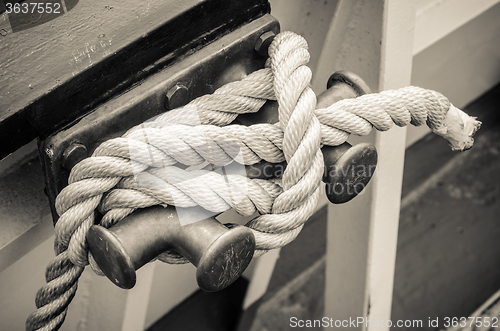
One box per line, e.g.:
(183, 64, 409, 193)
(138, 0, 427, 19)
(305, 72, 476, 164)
(26, 32, 481, 331)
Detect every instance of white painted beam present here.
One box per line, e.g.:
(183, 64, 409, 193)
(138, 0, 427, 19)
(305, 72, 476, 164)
(317, 0, 415, 330)
(121, 263, 157, 331)
(413, 0, 500, 54)
(365, 0, 416, 328)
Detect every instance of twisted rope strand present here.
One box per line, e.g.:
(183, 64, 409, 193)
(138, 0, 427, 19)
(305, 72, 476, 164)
(26, 31, 481, 331)
(78, 87, 474, 184)
(148, 68, 275, 127)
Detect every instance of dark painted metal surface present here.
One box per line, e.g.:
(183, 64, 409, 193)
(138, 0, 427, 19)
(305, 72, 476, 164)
(88, 205, 255, 291)
(39, 15, 279, 224)
(0, 0, 270, 160)
(146, 277, 249, 331)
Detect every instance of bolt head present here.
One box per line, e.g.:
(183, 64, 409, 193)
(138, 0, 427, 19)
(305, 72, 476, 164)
(327, 71, 371, 96)
(62, 143, 87, 170)
(165, 84, 189, 110)
(255, 31, 276, 57)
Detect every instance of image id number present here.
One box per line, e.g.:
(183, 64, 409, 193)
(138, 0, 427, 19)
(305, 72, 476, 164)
(5, 2, 61, 14)
(444, 316, 499, 328)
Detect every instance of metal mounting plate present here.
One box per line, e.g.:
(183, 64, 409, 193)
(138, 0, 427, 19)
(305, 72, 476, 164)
(39, 14, 279, 224)
(0, 0, 270, 160)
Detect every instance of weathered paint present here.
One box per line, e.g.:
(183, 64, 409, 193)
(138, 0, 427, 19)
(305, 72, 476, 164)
(0, 0, 270, 158)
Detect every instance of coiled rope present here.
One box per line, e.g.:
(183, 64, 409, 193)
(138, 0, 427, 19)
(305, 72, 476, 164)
(26, 31, 480, 331)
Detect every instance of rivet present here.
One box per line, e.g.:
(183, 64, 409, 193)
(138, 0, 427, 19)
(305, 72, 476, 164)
(165, 84, 189, 110)
(254, 31, 276, 57)
(62, 143, 87, 170)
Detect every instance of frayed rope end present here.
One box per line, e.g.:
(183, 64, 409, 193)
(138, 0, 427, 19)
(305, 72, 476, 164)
(432, 104, 481, 152)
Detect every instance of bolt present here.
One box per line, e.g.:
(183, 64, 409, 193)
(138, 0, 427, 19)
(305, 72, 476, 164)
(164, 84, 189, 110)
(254, 31, 276, 57)
(62, 143, 87, 170)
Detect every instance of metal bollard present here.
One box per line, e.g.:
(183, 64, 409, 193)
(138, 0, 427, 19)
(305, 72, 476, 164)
(88, 205, 254, 291)
(236, 71, 378, 203)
